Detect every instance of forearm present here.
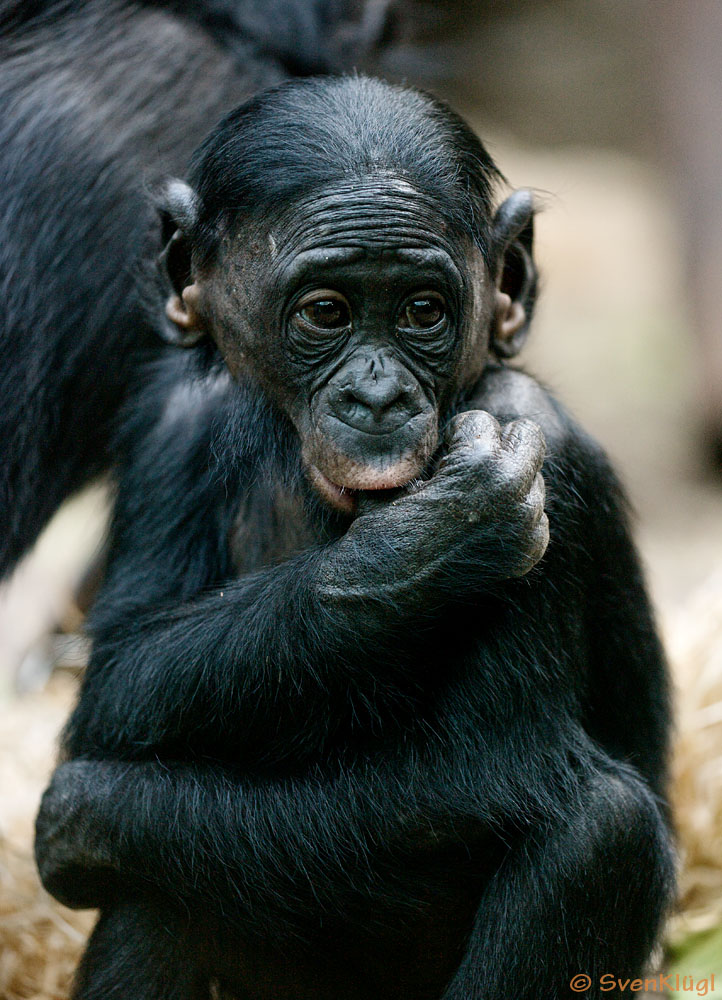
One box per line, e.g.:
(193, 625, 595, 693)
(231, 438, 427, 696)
(37, 703, 570, 926)
(35, 757, 429, 934)
(69, 542, 429, 758)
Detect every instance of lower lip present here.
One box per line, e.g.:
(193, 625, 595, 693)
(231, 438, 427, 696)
(308, 466, 358, 514)
(308, 465, 411, 514)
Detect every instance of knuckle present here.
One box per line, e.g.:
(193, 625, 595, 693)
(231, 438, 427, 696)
(502, 417, 527, 439)
(446, 413, 467, 436)
(512, 513, 550, 577)
(494, 458, 525, 496)
(449, 409, 501, 448)
(504, 418, 546, 458)
(516, 417, 545, 442)
(533, 513, 550, 555)
(527, 472, 546, 510)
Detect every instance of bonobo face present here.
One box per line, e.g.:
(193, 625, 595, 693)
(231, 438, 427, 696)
(162, 173, 535, 514)
(201, 178, 493, 512)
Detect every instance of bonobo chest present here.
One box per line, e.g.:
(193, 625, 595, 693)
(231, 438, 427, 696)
(229, 478, 319, 574)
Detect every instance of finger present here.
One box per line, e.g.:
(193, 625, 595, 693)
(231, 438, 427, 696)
(510, 511, 550, 578)
(526, 471, 546, 518)
(445, 409, 502, 452)
(531, 512, 550, 563)
(536, 511, 550, 558)
(500, 419, 546, 488)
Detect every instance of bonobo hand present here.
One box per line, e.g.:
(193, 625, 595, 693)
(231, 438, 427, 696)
(430, 410, 549, 578)
(325, 411, 548, 603)
(35, 760, 121, 910)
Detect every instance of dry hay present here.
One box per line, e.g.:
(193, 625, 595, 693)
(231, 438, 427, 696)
(0, 841, 92, 1000)
(1, 575, 721, 1000)
(0, 672, 93, 1000)
(665, 571, 722, 941)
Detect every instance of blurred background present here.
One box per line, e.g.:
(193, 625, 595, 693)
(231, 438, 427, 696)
(1, 1, 721, 996)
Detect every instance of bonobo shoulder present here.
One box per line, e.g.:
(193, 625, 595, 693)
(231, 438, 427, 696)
(110, 358, 249, 537)
(470, 365, 581, 457)
(156, 366, 233, 438)
(469, 364, 623, 510)
(114, 354, 231, 454)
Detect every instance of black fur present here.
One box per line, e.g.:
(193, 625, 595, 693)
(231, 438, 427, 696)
(35, 75, 674, 999)
(38, 362, 674, 999)
(185, 76, 501, 266)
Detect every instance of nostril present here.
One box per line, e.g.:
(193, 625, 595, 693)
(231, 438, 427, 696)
(347, 378, 406, 418)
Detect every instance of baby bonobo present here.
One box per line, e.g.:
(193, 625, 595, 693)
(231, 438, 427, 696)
(35, 77, 674, 1000)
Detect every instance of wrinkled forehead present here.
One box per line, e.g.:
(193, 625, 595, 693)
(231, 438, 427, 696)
(262, 175, 470, 264)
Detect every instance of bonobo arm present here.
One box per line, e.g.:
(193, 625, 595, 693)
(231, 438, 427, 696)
(36, 659, 618, 927)
(40, 645, 576, 922)
(470, 365, 671, 796)
(38, 736, 513, 931)
(64, 394, 547, 760)
(36, 755, 428, 929)
(37, 692, 674, 988)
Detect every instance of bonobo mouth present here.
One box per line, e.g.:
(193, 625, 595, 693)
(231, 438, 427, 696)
(307, 463, 417, 514)
(301, 416, 438, 514)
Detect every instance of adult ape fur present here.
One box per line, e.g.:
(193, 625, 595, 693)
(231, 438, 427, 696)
(0, 0, 393, 576)
(36, 77, 674, 1000)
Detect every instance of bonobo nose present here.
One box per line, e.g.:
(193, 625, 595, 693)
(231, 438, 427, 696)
(325, 351, 427, 435)
(339, 374, 406, 420)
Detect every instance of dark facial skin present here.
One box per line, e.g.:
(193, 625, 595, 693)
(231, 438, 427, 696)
(170, 176, 496, 513)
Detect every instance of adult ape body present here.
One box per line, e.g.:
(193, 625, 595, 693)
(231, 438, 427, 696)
(36, 78, 674, 999)
(0, 0, 390, 577)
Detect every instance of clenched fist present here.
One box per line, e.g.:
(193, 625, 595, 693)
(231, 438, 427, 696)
(323, 410, 549, 604)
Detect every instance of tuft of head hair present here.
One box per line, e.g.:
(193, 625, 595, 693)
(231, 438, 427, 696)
(187, 76, 503, 266)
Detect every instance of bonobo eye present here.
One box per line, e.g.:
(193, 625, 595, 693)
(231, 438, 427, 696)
(292, 290, 351, 334)
(398, 293, 447, 332)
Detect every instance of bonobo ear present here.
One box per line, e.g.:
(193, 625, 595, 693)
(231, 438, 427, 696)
(490, 189, 538, 358)
(158, 179, 205, 347)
